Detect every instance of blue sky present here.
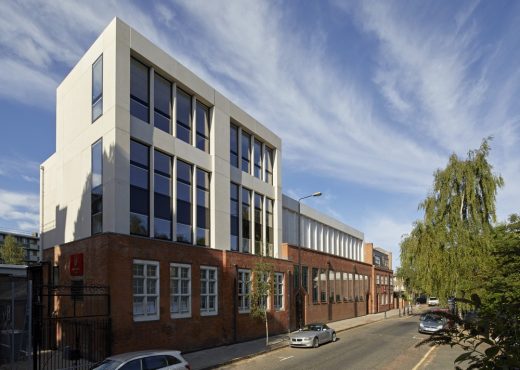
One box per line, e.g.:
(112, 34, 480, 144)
(1, 1, 519, 268)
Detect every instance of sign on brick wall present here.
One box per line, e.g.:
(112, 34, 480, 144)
(70, 253, 84, 276)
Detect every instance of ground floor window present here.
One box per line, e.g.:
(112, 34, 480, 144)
(274, 272, 284, 310)
(238, 269, 251, 313)
(200, 266, 218, 315)
(170, 263, 191, 318)
(133, 260, 159, 321)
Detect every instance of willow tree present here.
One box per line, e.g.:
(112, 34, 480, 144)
(400, 138, 503, 300)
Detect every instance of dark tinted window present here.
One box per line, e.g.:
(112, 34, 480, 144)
(254, 139, 262, 178)
(196, 168, 210, 247)
(176, 160, 192, 243)
(130, 140, 149, 236)
(118, 359, 140, 370)
(230, 183, 239, 251)
(130, 58, 149, 123)
(165, 355, 181, 365)
(142, 355, 167, 370)
(176, 88, 192, 143)
(241, 131, 250, 173)
(196, 101, 209, 152)
(154, 150, 172, 240)
(230, 124, 238, 167)
(154, 73, 171, 133)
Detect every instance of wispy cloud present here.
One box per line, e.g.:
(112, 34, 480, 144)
(0, 188, 39, 232)
(0, 157, 40, 183)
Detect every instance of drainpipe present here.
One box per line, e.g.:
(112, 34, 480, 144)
(39, 165, 44, 259)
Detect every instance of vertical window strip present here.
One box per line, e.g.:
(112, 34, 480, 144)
(196, 168, 210, 247)
(230, 183, 239, 251)
(196, 101, 210, 152)
(176, 160, 192, 243)
(130, 140, 150, 236)
(154, 150, 172, 240)
(92, 55, 103, 122)
(154, 72, 172, 133)
(266, 198, 274, 257)
(176, 88, 192, 144)
(265, 146, 273, 185)
(91, 139, 103, 235)
(254, 139, 262, 179)
(241, 131, 251, 174)
(130, 58, 150, 123)
(241, 188, 251, 253)
(230, 124, 239, 167)
(254, 193, 263, 255)
(170, 263, 191, 318)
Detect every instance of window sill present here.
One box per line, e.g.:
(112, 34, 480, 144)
(133, 315, 159, 322)
(200, 311, 218, 317)
(171, 313, 192, 319)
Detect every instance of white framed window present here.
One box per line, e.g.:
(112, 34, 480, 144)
(170, 263, 191, 318)
(274, 272, 284, 310)
(200, 266, 218, 316)
(133, 260, 159, 321)
(238, 269, 251, 313)
(256, 272, 268, 310)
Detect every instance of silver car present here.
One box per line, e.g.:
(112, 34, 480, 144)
(90, 350, 191, 370)
(290, 323, 337, 348)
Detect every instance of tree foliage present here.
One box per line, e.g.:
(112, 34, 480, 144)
(249, 261, 274, 346)
(417, 215, 520, 369)
(0, 235, 26, 265)
(400, 138, 503, 300)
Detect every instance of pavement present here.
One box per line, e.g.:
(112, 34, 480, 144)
(184, 307, 414, 370)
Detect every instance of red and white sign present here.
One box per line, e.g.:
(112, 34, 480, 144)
(70, 253, 84, 276)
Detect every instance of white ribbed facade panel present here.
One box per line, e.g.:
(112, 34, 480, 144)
(282, 195, 365, 262)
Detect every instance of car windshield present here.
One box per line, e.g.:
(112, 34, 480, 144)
(421, 314, 442, 322)
(90, 360, 123, 370)
(429, 297, 437, 300)
(302, 324, 322, 331)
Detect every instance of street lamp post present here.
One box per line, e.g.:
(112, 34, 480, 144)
(296, 191, 322, 329)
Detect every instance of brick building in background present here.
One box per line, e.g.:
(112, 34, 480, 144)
(364, 243, 394, 313)
(38, 18, 393, 355)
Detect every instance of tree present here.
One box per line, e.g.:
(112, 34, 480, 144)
(400, 138, 503, 300)
(0, 235, 26, 264)
(249, 261, 274, 346)
(418, 214, 520, 369)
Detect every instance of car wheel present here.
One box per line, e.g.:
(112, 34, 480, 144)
(313, 337, 319, 348)
(332, 332, 337, 342)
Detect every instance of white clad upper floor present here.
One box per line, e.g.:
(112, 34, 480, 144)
(40, 18, 283, 256)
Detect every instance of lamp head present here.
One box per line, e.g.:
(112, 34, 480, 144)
(313, 192, 322, 197)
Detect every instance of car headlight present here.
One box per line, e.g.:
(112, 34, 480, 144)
(419, 323, 424, 328)
(436, 325, 443, 330)
(303, 337, 312, 340)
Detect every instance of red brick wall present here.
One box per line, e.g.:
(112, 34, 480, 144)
(282, 244, 372, 328)
(44, 233, 292, 354)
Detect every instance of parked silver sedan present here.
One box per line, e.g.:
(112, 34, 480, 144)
(290, 323, 337, 348)
(90, 350, 191, 370)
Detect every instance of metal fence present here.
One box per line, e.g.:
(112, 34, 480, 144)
(33, 284, 111, 370)
(0, 275, 31, 368)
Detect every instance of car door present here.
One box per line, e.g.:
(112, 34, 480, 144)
(142, 355, 169, 370)
(322, 325, 332, 342)
(318, 325, 328, 343)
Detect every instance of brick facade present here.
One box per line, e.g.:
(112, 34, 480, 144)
(44, 233, 292, 354)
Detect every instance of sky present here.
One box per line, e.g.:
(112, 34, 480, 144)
(0, 0, 519, 268)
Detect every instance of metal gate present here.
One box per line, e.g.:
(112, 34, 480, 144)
(32, 282, 111, 370)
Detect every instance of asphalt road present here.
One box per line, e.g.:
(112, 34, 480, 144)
(218, 315, 465, 370)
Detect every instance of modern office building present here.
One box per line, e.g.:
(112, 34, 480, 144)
(39, 18, 392, 355)
(0, 230, 40, 264)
